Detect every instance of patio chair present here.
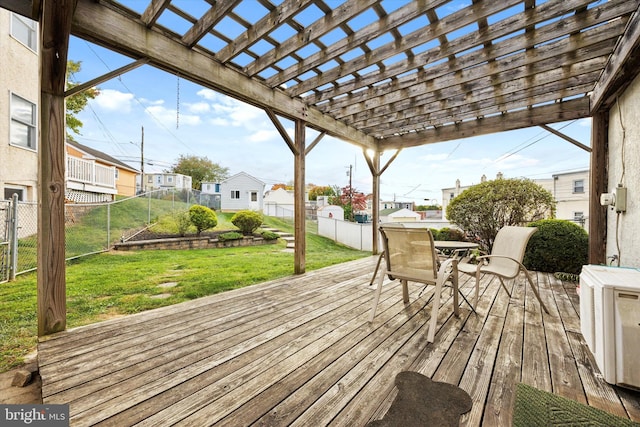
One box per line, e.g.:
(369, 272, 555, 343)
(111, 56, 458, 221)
(457, 226, 549, 314)
(369, 224, 469, 343)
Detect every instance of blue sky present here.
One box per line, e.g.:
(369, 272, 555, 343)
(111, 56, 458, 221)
(66, 1, 592, 205)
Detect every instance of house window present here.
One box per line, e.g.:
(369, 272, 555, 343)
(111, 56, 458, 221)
(114, 169, 119, 180)
(573, 212, 584, 221)
(450, 192, 454, 200)
(10, 93, 37, 150)
(156, 176, 162, 185)
(573, 179, 584, 193)
(11, 13, 38, 51)
(251, 192, 258, 202)
(231, 190, 240, 199)
(147, 176, 153, 183)
(167, 176, 173, 183)
(4, 188, 24, 201)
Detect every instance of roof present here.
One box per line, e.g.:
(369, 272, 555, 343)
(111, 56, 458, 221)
(66, 139, 139, 172)
(222, 171, 266, 186)
(8, 0, 639, 153)
(380, 208, 402, 216)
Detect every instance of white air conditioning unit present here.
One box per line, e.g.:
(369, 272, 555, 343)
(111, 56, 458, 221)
(580, 265, 640, 389)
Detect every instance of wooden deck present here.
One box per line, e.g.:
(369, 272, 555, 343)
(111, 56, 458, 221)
(38, 256, 640, 426)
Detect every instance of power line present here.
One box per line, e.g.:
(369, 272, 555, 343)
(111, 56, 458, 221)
(492, 120, 578, 165)
(82, 40, 196, 154)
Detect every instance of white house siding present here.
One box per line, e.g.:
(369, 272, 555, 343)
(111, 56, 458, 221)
(550, 171, 589, 228)
(0, 10, 39, 202)
(263, 188, 294, 217)
(220, 172, 265, 212)
(607, 73, 640, 267)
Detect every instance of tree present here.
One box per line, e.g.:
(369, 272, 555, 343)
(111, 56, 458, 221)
(271, 183, 293, 191)
(66, 60, 99, 141)
(446, 178, 555, 251)
(169, 155, 229, 190)
(329, 185, 367, 221)
(308, 185, 335, 201)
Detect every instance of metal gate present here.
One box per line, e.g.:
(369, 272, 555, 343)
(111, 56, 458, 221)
(0, 199, 11, 283)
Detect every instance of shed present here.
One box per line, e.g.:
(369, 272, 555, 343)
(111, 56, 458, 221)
(379, 208, 421, 223)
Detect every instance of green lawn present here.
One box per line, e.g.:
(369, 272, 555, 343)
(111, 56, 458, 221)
(0, 214, 370, 372)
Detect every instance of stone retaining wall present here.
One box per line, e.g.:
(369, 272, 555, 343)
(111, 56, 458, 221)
(114, 235, 276, 251)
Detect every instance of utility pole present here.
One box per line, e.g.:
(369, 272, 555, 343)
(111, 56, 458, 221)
(140, 126, 145, 193)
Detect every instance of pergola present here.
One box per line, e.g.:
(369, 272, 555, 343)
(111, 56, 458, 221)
(2, 0, 640, 336)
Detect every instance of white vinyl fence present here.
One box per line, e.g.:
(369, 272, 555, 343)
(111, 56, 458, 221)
(317, 217, 454, 251)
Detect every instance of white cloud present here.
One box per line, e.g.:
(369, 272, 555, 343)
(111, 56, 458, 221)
(196, 89, 270, 131)
(146, 105, 201, 126)
(248, 129, 280, 143)
(186, 102, 210, 114)
(209, 117, 230, 126)
(93, 89, 134, 112)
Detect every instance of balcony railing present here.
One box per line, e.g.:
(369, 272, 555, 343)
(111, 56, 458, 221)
(66, 156, 116, 189)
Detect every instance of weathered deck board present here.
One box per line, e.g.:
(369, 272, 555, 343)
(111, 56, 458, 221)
(38, 257, 640, 426)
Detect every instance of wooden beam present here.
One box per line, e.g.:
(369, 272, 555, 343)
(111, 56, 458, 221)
(38, 0, 76, 336)
(304, 0, 611, 105)
(140, 0, 170, 27)
(294, 120, 306, 274)
(589, 111, 608, 264)
(64, 58, 148, 98)
(369, 81, 595, 138)
(288, 0, 522, 97)
(304, 132, 325, 156)
(339, 30, 616, 123)
(379, 149, 402, 175)
(326, 15, 625, 117)
(245, 0, 378, 77)
(71, 0, 375, 150)
(265, 0, 449, 87)
(0, 0, 41, 19)
(539, 124, 591, 153)
(591, 5, 640, 112)
(215, 0, 315, 63)
(181, 0, 239, 48)
(266, 108, 297, 155)
(379, 98, 590, 150)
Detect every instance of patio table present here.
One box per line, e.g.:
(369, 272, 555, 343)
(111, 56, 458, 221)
(434, 241, 479, 260)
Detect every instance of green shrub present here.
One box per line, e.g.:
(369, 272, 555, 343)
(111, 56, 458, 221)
(447, 178, 555, 251)
(523, 219, 588, 275)
(435, 227, 466, 241)
(218, 231, 243, 241)
(261, 230, 279, 241)
(231, 210, 264, 235)
(174, 211, 191, 237)
(188, 205, 218, 236)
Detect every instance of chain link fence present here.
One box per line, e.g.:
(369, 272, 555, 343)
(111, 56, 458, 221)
(2, 189, 199, 282)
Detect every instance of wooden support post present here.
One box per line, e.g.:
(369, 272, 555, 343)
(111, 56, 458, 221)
(589, 111, 608, 265)
(38, 0, 76, 336)
(364, 148, 399, 255)
(371, 152, 380, 255)
(294, 120, 306, 274)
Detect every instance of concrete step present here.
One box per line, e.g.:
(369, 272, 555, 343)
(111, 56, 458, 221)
(263, 227, 295, 251)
